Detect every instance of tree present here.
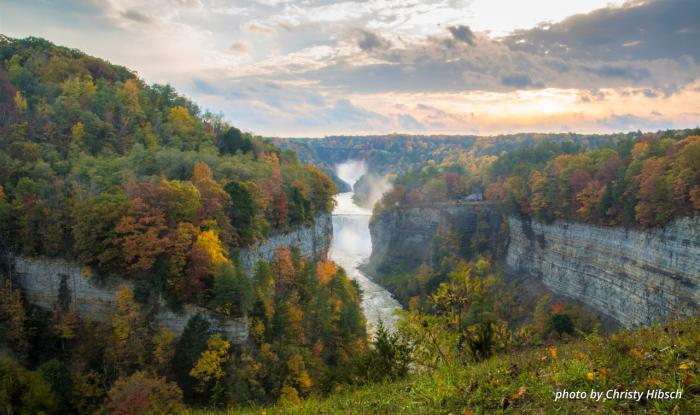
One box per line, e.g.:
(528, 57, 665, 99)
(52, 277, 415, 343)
(110, 285, 148, 374)
(224, 181, 258, 245)
(72, 192, 130, 275)
(107, 371, 184, 415)
(210, 263, 253, 318)
(115, 198, 170, 274)
(271, 246, 296, 289)
(151, 329, 176, 377)
(360, 321, 412, 382)
(194, 229, 229, 268)
(161, 179, 201, 224)
(38, 359, 73, 413)
(192, 163, 234, 244)
(190, 334, 231, 404)
(315, 260, 337, 285)
(0, 278, 29, 356)
(546, 313, 575, 339)
(165, 106, 197, 149)
(174, 315, 210, 397)
(635, 157, 672, 226)
(0, 356, 57, 415)
(217, 126, 252, 155)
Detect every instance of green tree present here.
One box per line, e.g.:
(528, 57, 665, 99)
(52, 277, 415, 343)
(209, 263, 253, 318)
(224, 180, 258, 245)
(0, 356, 58, 415)
(217, 126, 253, 155)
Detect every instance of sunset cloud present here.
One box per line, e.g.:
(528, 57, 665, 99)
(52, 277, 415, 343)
(1, 0, 697, 136)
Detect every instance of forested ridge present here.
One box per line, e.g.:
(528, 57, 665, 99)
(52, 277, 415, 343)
(0, 35, 336, 306)
(376, 129, 700, 228)
(0, 36, 377, 412)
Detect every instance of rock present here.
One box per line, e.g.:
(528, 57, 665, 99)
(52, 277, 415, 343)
(10, 256, 249, 343)
(237, 212, 332, 275)
(6, 212, 333, 343)
(367, 202, 503, 274)
(506, 216, 700, 327)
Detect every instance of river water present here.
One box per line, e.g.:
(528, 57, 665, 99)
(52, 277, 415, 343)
(329, 191, 402, 334)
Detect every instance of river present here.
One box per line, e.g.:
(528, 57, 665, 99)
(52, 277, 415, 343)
(329, 191, 402, 335)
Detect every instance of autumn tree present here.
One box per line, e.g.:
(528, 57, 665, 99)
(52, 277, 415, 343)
(0, 278, 29, 356)
(115, 197, 170, 274)
(190, 335, 231, 404)
(191, 163, 234, 244)
(107, 371, 184, 415)
(109, 285, 149, 374)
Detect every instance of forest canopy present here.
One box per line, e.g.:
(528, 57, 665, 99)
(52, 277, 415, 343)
(375, 129, 700, 228)
(0, 36, 336, 307)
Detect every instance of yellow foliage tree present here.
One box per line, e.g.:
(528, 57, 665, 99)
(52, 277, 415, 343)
(111, 285, 147, 373)
(190, 335, 231, 388)
(71, 122, 84, 144)
(14, 91, 27, 112)
(195, 229, 229, 268)
(287, 354, 313, 394)
(152, 328, 176, 376)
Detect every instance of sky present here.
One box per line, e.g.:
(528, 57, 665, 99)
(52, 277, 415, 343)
(1, 0, 699, 137)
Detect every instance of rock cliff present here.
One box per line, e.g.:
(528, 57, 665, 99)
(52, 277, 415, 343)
(237, 213, 332, 275)
(367, 202, 503, 274)
(506, 216, 700, 327)
(9, 256, 249, 342)
(5, 212, 333, 343)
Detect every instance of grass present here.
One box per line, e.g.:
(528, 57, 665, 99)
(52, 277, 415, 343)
(192, 315, 700, 414)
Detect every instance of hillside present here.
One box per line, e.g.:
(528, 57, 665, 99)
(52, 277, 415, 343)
(0, 35, 336, 301)
(0, 37, 367, 413)
(198, 315, 700, 414)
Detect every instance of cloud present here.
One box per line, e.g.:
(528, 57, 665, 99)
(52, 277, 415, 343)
(227, 41, 248, 54)
(398, 113, 425, 130)
(447, 25, 475, 45)
(4, 0, 698, 136)
(586, 64, 650, 81)
(504, 0, 700, 61)
(598, 113, 672, 131)
(500, 72, 537, 88)
(356, 29, 391, 52)
(120, 9, 152, 23)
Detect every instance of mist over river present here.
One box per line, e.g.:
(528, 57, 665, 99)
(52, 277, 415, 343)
(329, 161, 402, 334)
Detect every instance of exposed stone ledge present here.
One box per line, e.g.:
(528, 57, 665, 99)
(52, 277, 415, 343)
(368, 202, 502, 274)
(9, 256, 249, 343)
(5, 212, 333, 343)
(506, 216, 700, 327)
(237, 212, 332, 275)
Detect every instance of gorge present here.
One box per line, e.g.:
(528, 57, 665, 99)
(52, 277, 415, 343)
(329, 161, 402, 333)
(368, 203, 700, 327)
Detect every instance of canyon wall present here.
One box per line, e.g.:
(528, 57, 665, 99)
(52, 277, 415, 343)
(10, 256, 249, 342)
(506, 216, 700, 327)
(6, 212, 333, 343)
(237, 212, 332, 275)
(368, 202, 503, 274)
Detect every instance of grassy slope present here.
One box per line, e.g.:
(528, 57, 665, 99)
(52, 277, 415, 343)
(194, 316, 699, 414)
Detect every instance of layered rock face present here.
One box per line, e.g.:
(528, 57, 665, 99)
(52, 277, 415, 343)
(368, 202, 503, 274)
(237, 212, 332, 275)
(7, 212, 333, 343)
(10, 256, 249, 343)
(506, 216, 700, 327)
